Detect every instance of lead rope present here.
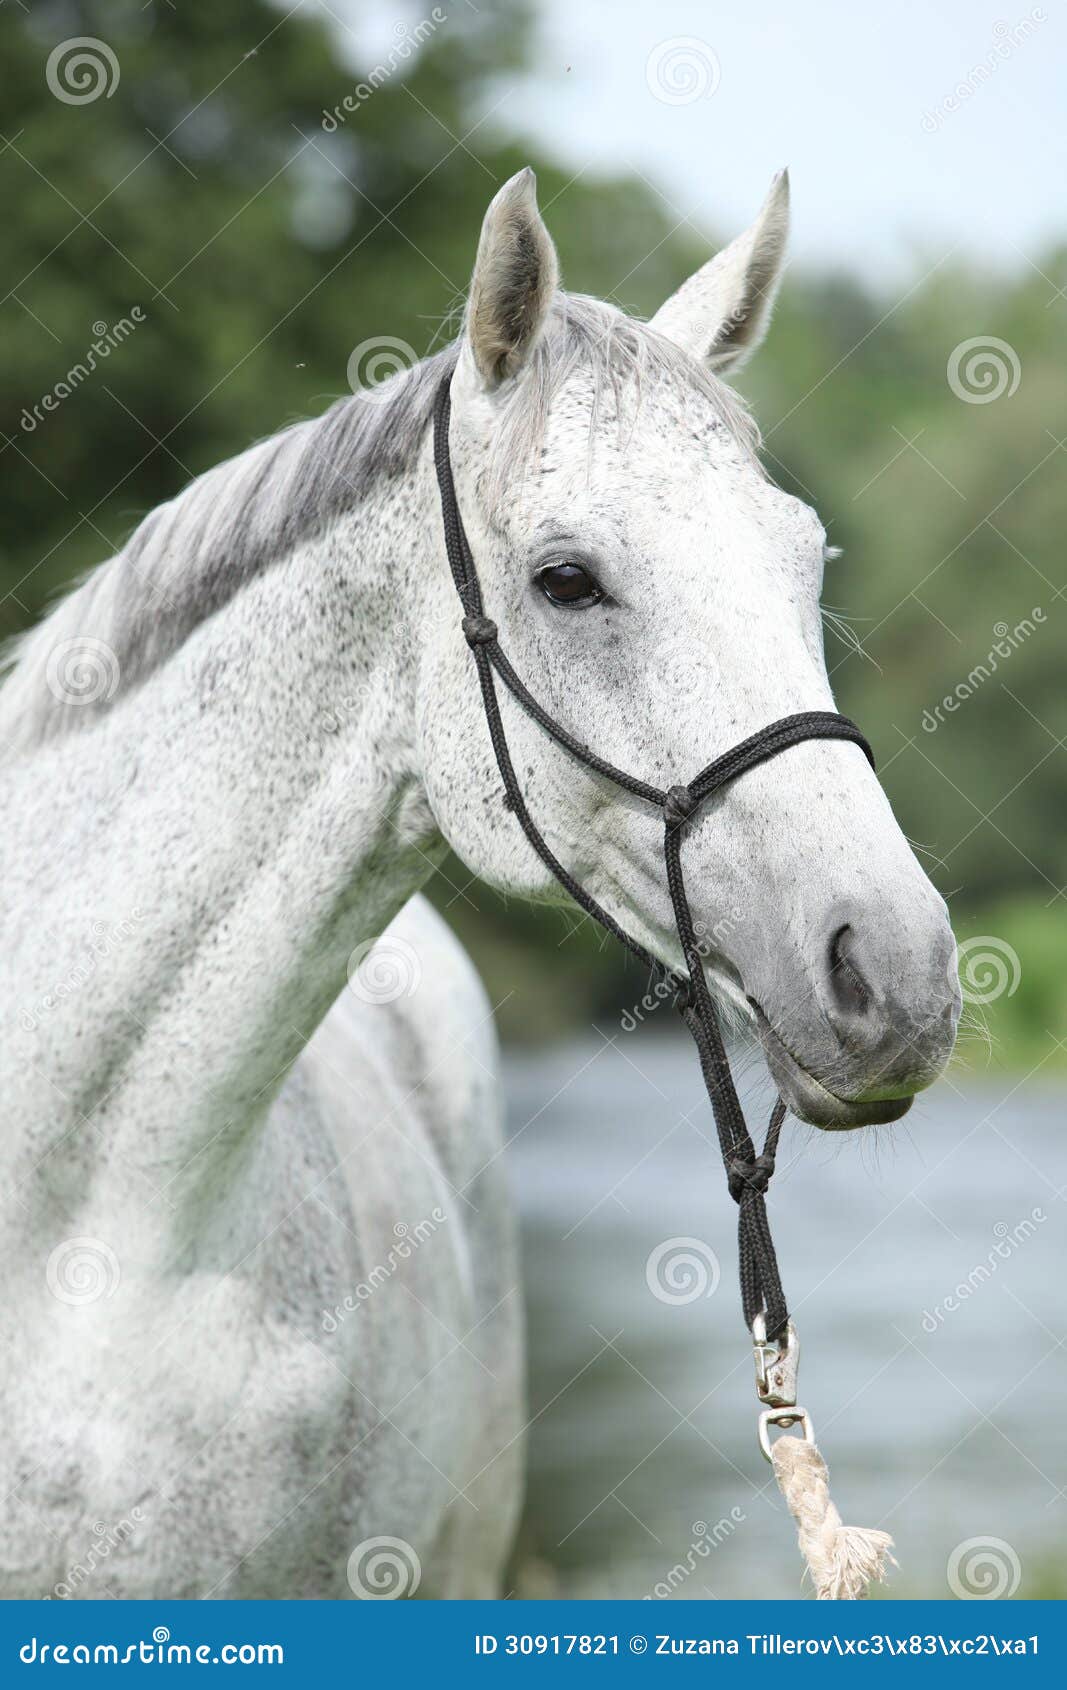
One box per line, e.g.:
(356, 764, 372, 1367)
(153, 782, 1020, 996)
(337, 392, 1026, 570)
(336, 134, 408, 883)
(432, 378, 894, 1597)
(771, 1438, 895, 1599)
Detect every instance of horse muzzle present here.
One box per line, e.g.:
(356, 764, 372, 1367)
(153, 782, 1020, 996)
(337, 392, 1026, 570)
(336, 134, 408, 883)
(748, 914, 961, 1131)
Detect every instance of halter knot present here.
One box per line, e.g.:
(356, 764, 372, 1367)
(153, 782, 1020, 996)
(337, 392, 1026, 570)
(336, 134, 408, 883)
(728, 1153, 775, 1203)
(664, 783, 696, 828)
(432, 376, 877, 1354)
(462, 614, 498, 647)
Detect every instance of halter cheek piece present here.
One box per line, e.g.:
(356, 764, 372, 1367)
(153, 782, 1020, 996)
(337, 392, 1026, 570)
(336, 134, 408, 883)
(432, 378, 874, 1350)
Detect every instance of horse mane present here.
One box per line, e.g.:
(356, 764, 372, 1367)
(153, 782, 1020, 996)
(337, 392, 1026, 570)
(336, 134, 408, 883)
(0, 294, 758, 759)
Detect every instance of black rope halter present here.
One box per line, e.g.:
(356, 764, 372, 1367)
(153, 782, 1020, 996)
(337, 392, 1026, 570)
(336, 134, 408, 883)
(432, 378, 875, 1341)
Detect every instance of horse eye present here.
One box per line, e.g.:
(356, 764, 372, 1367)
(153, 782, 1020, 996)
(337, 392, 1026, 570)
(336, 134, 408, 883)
(536, 560, 604, 607)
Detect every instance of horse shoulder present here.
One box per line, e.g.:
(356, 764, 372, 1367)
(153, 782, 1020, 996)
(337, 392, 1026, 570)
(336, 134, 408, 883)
(303, 893, 503, 1196)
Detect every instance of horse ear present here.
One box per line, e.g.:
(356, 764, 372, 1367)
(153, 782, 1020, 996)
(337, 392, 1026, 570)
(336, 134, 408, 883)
(649, 171, 789, 374)
(464, 168, 559, 388)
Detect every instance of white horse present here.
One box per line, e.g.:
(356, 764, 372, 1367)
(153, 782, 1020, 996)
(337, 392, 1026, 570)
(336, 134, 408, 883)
(0, 169, 959, 1599)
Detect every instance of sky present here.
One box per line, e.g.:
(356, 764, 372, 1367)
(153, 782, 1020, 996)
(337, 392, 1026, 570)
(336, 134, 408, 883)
(343, 0, 1066, 285)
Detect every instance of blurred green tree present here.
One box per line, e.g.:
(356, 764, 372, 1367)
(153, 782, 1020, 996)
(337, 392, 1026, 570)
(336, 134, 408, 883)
(1, 0, 706, 627)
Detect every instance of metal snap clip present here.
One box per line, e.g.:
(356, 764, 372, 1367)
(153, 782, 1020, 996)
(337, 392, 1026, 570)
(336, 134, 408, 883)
(751, 1313, 800, 1408)
(758, 1406, 815, 1463)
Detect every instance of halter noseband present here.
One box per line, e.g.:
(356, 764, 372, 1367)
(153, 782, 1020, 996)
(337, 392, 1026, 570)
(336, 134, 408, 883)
(432, 378, 874, 1343)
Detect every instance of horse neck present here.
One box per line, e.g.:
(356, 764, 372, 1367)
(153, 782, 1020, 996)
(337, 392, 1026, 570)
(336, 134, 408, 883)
(0, 441, 445, 1237)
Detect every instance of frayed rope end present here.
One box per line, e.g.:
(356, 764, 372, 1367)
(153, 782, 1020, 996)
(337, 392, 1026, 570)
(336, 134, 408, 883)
(815, 1524, 896, 1601)
(771, 1433, 895, 1600)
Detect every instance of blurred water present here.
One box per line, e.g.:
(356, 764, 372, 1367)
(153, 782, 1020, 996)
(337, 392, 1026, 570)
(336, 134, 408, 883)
(503, 1036, 1066, 1599)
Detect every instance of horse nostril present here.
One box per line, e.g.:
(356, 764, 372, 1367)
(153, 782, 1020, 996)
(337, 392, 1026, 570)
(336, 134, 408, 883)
(827, 924, 872, 1019)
